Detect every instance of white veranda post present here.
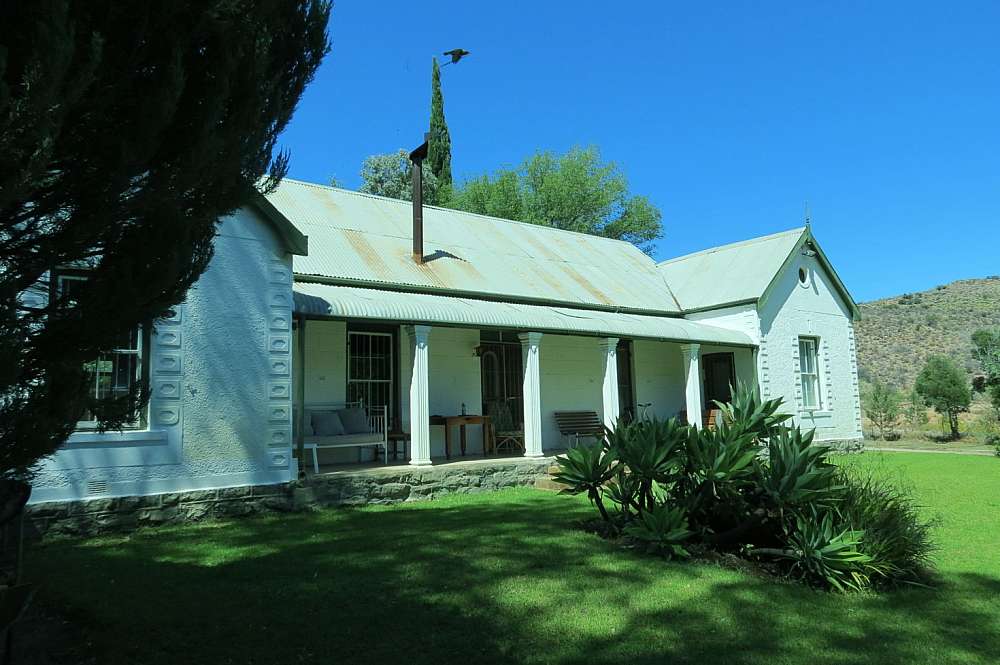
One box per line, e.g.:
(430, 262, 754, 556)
(407, 325, 432, 466)
(519, 332, 544, 457)
(680, 343, 704, 429)
(599, 337, 620, 430)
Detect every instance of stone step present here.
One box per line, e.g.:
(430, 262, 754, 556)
(534, 477, 564, 492)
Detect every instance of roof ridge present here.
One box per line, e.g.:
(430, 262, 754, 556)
(658, 226, 807, 266)
(277, 177, 646, 250)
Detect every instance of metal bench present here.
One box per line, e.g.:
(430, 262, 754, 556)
(553, 410, 604, 448)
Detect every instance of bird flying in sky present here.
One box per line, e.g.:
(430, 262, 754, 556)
(442, 48, 470, 65)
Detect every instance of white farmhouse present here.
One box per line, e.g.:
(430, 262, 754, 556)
(29, 179, 862, 514)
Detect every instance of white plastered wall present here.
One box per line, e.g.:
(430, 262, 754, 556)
(757, 254, 863, 442)
(537, 335, 604, 451)
(632, 339, 755, 422)
(292, 319, 357, 464)
(31, 207, 295, 503)
(632, 339, 687, 420)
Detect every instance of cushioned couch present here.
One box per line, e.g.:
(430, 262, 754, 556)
(299, 402, 388, 472)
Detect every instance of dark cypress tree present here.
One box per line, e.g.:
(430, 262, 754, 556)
(427, 57, 453, 187)
(0, 0, 330, 480)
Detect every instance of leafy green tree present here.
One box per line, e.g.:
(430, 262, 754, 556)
(1, 0, 330, 480)
(971, 329, 1000, 418)
(863, 382, 902, 440)
(427, 57, 452, 187)
(452, 146, 663, 252)
(456, 170, 523, 221)
(914, 356, 971, 439)
(357, 150, 443, 204)
(904, 386, 929, 431)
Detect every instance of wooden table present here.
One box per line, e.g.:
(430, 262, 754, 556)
(429, 415, 493, 459)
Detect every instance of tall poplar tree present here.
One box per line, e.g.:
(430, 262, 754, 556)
(427, 57, 452, 186)
(0, 1, 330, 481)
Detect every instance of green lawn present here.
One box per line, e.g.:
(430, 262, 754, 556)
(25, 453, 1000, 665)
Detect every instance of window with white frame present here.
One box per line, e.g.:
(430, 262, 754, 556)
(798, 336, 822, 410)
(56, 274, 147, 430)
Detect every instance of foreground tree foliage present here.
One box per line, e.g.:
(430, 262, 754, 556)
(553, 386, 935, 592)
(0, 1, 330, 480)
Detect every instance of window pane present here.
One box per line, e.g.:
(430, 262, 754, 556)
(799, 340, 816, 374)
(802, 375, 819, 408)
(347, 331, 394, 421)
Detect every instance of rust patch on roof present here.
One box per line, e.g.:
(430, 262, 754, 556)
(562, 265, 614, 305)
(342, 229, 394, 281)
(525, 263, 575, 300)
(521, 227, 566, 263)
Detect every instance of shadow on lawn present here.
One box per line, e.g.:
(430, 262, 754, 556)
(22, 493, 1000, 665)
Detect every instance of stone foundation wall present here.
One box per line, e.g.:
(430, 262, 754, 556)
(26, 457, 556, 539)
(292, 457, 554, 506)
(25, 483, 296, 539)
(821, 438, 865, 453)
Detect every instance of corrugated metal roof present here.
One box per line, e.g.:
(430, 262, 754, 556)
(265, 179, 681, 314)
(657, 227, 807, 311)
(293, 283, 754, 347)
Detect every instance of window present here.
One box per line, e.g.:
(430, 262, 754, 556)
(798, 337, 821, 410)
(56, 274, 146, 430)
(347, 331, 394, 421)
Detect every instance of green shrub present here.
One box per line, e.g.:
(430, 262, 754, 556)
(835, 467, 936, 586)
(986, 433, 1000, 457)
(552, 384, 937, 593)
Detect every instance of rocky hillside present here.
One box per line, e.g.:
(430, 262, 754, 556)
(854, 277, 1000, 389)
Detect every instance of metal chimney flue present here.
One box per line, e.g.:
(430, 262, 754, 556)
(409, 134, 429, 264)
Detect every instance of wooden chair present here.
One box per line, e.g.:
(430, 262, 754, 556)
(553, 410, 604, 448)
(486, 401, 524, 454)
(680, 409, 725, 430)
(703, 408, 724, 430)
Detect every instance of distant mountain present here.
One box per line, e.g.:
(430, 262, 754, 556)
(854, 277, 1000, 389)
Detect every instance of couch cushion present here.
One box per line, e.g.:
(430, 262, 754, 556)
(337, 407, 369, 434)
(311, 410, 345, 436)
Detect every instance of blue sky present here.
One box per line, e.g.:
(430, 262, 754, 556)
(278, 1, 1000, 303)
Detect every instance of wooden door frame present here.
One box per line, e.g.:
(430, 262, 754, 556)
(702, 352, 736, 406)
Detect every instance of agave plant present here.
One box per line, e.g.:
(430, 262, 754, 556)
(716, 382, 792, 441)
(681, 424, 758, 505)
(551, 443, 617, 521)
(757, 510, 878, 592)
(606, 417, 686, 513)
(624, 504, 693, 559)
(760, 427, 842, 515)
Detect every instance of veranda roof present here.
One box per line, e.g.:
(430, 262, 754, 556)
(293, 282, 755, 347)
